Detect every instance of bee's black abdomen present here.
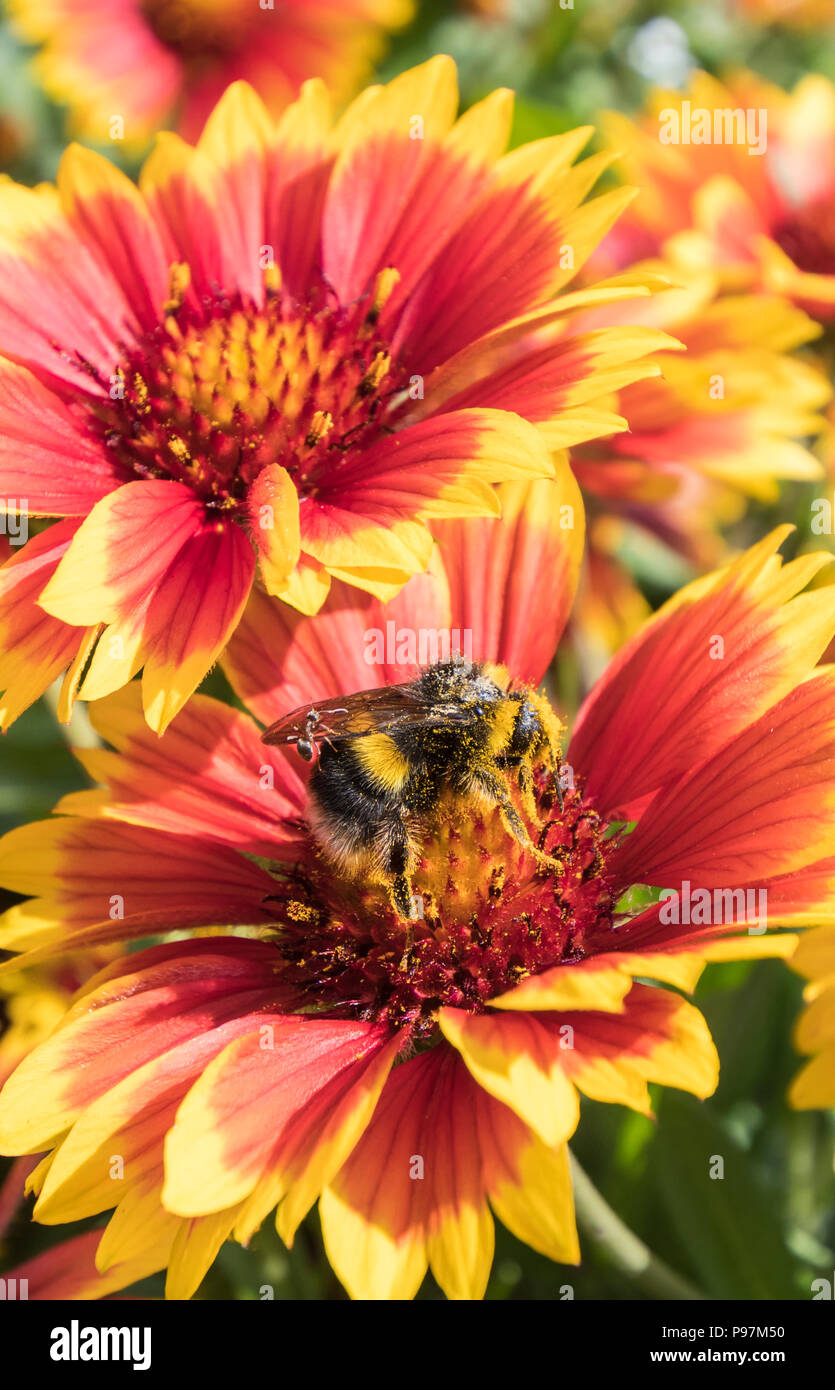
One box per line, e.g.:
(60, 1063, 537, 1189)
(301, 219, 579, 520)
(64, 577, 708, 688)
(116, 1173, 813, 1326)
(310, 742, 391, 852)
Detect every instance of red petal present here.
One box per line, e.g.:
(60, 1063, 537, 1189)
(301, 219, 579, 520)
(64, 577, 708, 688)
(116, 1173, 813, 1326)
(611, 667, 835, 889)
(0, 361, 122, 514)
(222, 571, 448, 729)
(432, 470, 583, 684)
(570, 531, 835, 819)
(61, 684, 306, 857)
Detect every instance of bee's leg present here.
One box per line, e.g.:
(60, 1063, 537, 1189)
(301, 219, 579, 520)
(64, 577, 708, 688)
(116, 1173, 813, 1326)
(516, 758, 540, 820)
(395, 911, 415, 968)
(392, 861, 416, 971)
(472, 768, 564, 876)
(377, 821, 419, 965)
(536, 726, 564, 811)
(528, 692, 565, 786)
(390, 871, 414, 921)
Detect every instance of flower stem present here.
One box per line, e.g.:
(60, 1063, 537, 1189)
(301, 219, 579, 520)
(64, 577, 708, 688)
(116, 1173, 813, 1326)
(568, 1150, 707, 1300)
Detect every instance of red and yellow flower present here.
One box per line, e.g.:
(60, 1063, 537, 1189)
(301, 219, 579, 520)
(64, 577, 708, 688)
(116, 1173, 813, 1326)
(568, 264, 830, 651)
(0, 473, 828, 1300)
(0, 59, 675, 734)
(599, 71, 835, 324)
(8, 0, 412, 144)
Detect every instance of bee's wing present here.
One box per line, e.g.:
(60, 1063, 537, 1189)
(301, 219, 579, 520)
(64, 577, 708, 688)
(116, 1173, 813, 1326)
(261, 681, 473, 746)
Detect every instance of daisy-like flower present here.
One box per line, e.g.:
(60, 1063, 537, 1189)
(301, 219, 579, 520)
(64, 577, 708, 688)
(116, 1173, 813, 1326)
(8, 0, 412, 144)
(568, 264, 830, 652)
(0, 472, 829, 1301)
(0, 59, 674, 734)
(599, 72, 835, 324)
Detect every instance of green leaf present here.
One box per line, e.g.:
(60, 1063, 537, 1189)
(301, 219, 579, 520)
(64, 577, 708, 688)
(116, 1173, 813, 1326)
(649, 1091, 806, 1299)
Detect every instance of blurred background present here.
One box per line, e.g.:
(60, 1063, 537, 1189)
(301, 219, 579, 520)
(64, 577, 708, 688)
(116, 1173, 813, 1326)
(0, 0, 834, 1299)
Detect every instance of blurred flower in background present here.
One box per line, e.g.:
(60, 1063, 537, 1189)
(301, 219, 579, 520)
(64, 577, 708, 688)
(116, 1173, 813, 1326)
(568, 264, 830, 654)
(6, 0, 413, 144)
(601, 71, 835, 324)
(734, 0, 835, 26)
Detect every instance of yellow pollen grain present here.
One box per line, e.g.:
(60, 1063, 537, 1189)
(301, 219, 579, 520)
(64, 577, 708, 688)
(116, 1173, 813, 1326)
(485, 700, 518, 756)
(163, 261, 191, 315)
(305, 410, 333, 448)
(168, 435, 191, 463)
(287, 900, 318, 923)
(359, 351, 390, 397)
(368, 266, 401, 322)
(132, 374, 150, 412)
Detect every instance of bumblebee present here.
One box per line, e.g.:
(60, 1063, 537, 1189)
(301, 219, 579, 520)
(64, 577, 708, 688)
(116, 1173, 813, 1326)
(262, 660, 564, 919)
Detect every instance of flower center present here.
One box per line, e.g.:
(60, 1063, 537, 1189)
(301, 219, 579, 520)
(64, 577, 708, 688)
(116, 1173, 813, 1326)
(141, 0, 245, 61)
(269, 768, 618, 1041)
(772, 197, 835, 276)
(85, 275, 401, 509)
